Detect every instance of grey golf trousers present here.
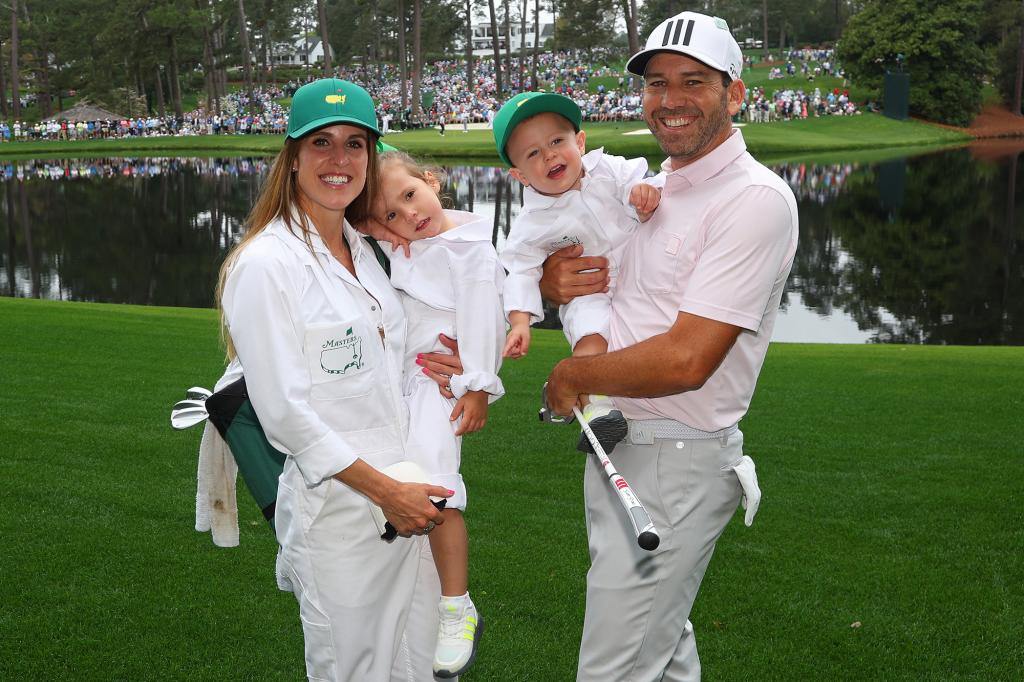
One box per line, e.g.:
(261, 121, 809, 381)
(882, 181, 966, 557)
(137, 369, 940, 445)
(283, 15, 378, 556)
(576, 428, 746, 682)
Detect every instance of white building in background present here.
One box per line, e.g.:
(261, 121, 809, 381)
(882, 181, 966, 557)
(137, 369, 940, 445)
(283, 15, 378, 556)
(462, 19, 554, 56)
(272, 36, 334, 66)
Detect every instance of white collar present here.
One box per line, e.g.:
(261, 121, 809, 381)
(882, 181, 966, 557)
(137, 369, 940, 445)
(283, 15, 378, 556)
(266, 212, 370, 265)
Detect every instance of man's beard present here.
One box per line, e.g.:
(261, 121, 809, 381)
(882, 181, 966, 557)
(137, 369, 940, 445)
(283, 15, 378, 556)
(646, 90, 731, 161)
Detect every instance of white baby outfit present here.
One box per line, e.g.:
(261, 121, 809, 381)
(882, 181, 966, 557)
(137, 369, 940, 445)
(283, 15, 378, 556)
(500, 147, 654, 347)
(390, 209, 506, 510)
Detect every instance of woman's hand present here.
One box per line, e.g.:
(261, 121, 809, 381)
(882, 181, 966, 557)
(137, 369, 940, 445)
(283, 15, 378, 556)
(538, 244, 610, 305)
(379, 480, 452, 537)
(416, 334, 462, 399)
(451, 390, 489, 436)
(353, 216, 412, 257)
(333, 459, 451, 537)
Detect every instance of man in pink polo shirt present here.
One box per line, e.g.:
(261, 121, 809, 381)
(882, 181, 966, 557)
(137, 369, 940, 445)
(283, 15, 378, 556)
(543, 11, 798, 682)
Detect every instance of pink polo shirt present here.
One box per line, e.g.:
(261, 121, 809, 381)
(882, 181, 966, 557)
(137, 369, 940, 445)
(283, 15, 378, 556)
(609, 129, 798, 431)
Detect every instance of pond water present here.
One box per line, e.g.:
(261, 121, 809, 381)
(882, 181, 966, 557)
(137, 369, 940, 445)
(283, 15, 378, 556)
(1, 147, 1022, 345)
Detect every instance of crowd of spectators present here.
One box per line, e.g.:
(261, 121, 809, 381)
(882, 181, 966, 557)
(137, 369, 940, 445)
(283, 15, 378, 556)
(0, 46, 855, 141)
(743, 85, 858, 122)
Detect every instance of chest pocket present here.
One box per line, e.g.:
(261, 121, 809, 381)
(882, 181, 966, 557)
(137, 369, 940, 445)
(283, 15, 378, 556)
(304, 319, 378, 401)
(635, 225, 685, 295)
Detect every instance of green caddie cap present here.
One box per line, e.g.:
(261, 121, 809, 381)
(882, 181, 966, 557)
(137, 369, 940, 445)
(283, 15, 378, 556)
(287, 78, 380, 139)
(492, 92, 582, 166)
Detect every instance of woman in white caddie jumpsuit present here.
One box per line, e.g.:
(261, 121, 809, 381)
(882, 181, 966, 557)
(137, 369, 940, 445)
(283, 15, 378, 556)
(216, 79, 461, 681)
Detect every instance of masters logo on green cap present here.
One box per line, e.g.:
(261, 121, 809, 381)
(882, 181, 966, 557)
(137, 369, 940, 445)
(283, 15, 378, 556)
(287, 78, 381, 139)
(492, 91, 582, 166)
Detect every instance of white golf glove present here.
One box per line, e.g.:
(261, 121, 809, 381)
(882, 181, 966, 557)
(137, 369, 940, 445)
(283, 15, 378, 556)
(730, 455, 761, 527)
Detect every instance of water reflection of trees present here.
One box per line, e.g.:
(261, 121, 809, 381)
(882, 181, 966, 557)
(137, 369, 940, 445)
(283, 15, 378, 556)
(3, 153, 1021, 345)
(789, 150, 1023, 344)
(1, 157, 261, 306)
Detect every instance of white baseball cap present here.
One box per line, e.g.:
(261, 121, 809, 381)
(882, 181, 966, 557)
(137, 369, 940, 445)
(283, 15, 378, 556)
(626, 11, 743, 81)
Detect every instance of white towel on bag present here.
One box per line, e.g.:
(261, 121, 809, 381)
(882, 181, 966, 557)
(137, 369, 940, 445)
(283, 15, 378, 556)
(194, 420, 240, 547)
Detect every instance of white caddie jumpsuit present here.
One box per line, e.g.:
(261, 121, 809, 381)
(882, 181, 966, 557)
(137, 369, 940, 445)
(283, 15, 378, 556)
(390, 210, 506, 510)
(499, 148, 653, 348)
(221, 215, 446, 682)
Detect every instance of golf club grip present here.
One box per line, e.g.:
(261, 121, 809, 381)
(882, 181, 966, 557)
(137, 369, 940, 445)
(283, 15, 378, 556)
(574, 407, 660, 551)
(608, 472, 659, 542)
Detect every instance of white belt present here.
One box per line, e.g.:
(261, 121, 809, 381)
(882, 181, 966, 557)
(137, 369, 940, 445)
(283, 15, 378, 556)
(626, 418, 738, 445)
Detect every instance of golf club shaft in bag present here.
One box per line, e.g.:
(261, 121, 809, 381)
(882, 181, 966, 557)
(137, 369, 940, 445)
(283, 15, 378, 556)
(574, 406, 660, 551)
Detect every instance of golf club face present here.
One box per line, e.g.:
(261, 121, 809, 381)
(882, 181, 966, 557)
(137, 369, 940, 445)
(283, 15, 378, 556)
(186, 386, 212, 401)
(171, 396, 210, 430)
(170, 408, 209, 430)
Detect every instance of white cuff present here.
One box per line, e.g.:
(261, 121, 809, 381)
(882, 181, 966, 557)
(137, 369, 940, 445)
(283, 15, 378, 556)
(450, 372, 505, 404)
(291, 431, 358, 488)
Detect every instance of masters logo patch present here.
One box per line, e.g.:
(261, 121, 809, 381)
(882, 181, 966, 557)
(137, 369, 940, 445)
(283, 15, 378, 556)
(549, 234, 582, 252)
(320, 326, 363, 375)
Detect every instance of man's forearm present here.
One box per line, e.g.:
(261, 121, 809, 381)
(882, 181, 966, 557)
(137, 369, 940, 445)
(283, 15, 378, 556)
(552, 332, 703, 401)
(546, 312, 741, 414)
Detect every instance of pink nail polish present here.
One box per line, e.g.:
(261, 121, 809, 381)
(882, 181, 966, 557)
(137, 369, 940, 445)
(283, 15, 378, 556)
(447, 489, 455, 496)
(415, 358, 424, 366)
(421, 367, 429, 375)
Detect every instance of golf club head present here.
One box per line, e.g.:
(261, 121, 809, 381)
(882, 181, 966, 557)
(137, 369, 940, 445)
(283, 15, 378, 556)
(173, 399, 208, 412)
(185, 386, 212, 402)
(171, 408, 210, 430)
(171, 399, 209, 430)
(538, 382, 574, 424)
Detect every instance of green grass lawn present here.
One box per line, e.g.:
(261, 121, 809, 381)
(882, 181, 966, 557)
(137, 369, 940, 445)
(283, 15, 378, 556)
(0, 110, 970, 165)
(1, 296, 1022, 680)
(383, 114, 968, 164)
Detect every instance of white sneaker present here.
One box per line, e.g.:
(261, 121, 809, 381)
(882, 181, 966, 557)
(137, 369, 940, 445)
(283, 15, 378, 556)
(577, 395, 627, 454)
(433, 595, 483, 678)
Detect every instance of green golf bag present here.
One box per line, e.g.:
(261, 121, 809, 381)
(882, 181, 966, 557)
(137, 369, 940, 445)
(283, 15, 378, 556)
(205, 237, 391, 531)
(205, 377, 287, 530)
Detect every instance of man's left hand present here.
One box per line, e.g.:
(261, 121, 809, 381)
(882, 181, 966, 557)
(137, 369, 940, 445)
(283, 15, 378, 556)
(545, 358, 583, 417)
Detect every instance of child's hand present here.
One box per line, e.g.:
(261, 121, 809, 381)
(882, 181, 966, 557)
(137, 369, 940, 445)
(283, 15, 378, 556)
(503, 325, 531, 359)
(451, 390, 489, 436)
(352, 216, 412, 257)
(630, 183, 662, 223)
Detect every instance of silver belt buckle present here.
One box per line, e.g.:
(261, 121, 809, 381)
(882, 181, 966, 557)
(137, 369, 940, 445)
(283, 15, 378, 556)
(627, 421, 655, 445)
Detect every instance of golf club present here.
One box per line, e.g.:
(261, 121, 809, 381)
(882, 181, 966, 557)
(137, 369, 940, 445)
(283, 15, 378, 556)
(574, 406, 660, 551)
(171, 399, 210, 430)
(186, 386, 212, 401)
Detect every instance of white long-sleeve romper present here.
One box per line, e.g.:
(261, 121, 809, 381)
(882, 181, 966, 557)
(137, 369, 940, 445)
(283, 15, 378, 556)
(221, 216, 446, 681)
(499, 147, 652, 348)
(390, 209, 506, 511)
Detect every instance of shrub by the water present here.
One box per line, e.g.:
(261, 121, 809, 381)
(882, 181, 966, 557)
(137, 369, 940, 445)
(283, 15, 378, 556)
(838, 0, 990, 127)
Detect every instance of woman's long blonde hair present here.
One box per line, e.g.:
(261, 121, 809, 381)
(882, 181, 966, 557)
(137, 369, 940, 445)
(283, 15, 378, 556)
(216, 131, 379, 359)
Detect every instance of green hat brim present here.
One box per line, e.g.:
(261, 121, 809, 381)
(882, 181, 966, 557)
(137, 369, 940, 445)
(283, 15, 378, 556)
(287, 115, 381, 140)
(495, 93, 582, 166)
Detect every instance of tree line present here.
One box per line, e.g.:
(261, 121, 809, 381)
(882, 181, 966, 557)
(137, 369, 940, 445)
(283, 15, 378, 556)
(0, 1, 1019, 126)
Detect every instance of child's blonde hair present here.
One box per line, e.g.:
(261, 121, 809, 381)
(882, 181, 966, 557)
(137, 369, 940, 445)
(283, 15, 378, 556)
(353, 150, 451, 222)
